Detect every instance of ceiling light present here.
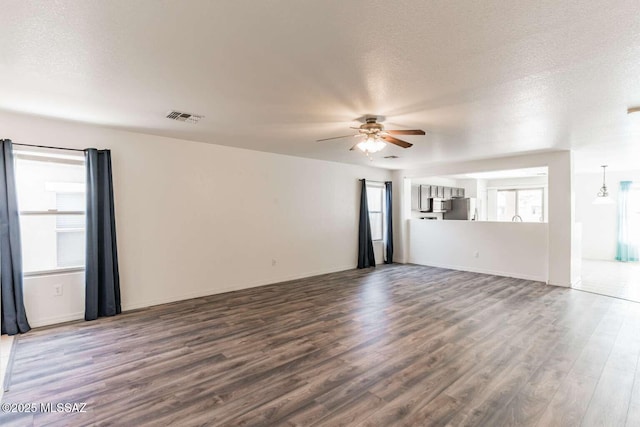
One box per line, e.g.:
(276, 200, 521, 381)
(357, 136, 386, 154)
(593, 165, 615, 205)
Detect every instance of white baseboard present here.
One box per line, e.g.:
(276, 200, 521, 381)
(28, 312, 84, 328)
(408, 260, 547, 283)
(548, 281, 571, 288)
(122, 264, 355, 312)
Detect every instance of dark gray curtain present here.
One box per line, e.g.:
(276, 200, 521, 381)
(85, 149, 121, 321)
(384, 181, 393, 264)
(0, 139, 31, 335)
(357, 179, 376, 269)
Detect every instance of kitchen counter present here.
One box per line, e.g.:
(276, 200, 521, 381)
(408, 219, 548, 282)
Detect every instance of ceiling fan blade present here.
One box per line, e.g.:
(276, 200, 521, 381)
(349, 142, 360, 151)
(386, 129, 426, 135)
(316, 134, 356, 142)
(382, 135, 413, 148)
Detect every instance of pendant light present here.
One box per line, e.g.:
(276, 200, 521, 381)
(593, 165, 615, 205)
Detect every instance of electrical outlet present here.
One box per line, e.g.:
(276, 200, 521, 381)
(474, 251, 480, 258)
(53, 284, 63, 296)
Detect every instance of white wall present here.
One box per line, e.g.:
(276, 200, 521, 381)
(411, 177, 459, 187)
(456, 178, 479, 198)
(1, 111, 390, 327)
(391, 171, 411, 265)
(398, 151, 574, 287)
(477, 179, 487, 221)
(23, 272, 86, 326)
(409, 220, 548, 282)
(575, 170, 640, 260)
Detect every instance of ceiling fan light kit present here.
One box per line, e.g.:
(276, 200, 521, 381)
(357, 136, 386, 154)
(316, 116, 425, 157)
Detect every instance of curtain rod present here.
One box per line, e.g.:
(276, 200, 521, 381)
(359, 179, 390, 184)
(12, 142, 86, 153)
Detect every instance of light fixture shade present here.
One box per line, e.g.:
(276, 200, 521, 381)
(357, 137, 386, 154)
(593, 196, 615, 205)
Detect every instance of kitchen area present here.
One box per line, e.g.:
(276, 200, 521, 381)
(410, 167, 549, 223)
(411, 183, 477, 221)
(405, 167, 551, 283)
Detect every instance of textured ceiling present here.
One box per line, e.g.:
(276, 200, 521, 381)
(1, 0, 640, 171)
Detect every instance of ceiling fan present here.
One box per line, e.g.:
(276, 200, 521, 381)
(317, 116, 425, 155)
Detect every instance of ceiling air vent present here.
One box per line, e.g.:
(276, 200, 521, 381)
(166, 110, 203, 124)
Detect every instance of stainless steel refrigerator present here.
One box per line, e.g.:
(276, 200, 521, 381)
(444, 198, 477, 220)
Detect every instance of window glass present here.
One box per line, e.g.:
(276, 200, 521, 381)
(497, 188, 544, 222)
(56, 231, 85, 267)
(366, 185, 384, 241)
(367, 187, 383, 212)
(19, 215, 86, 272)
(56, 192, 85, 211)
(518, 189, 544, 222)
(15, 153, 86, 273)
(369, 212, 383, 241)
(15, 158, 85, 211)
(497, 190, 516, 221)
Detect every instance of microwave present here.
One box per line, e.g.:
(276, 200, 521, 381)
(427, 198, 451, 213)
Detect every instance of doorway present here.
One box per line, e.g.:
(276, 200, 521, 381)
(575, 172, 640, 301)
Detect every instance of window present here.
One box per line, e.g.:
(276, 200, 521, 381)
(367, 184, 384, 241)
(14, 150, 86, 274)
(497, 188, 544, 222)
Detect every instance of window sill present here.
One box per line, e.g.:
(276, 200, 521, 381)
(24, 267, 85, 278)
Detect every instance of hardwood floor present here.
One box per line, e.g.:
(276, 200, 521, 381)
(2, 264, 640, 426)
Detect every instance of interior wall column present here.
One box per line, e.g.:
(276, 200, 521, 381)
(547, 150, 575, 287)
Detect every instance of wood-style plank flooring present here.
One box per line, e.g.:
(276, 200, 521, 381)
(2, 264, 640, 426)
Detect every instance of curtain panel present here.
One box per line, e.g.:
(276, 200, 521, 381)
(0, 139, 31, 335)
(85, 149, 121, 320)
(616, 181, 639, 262)
(357, 179, 376, 269)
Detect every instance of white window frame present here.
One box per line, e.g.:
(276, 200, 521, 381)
(14, 151, 87, 277)
(367, 182, 385, 242)
(496, 187, 546, 223)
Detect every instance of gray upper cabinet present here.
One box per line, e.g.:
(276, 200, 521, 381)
(412, 184, 467, 211)
(423, 185, 433, 198)
(411, 185, 420, 211)
(419, 185, 431, 211)
(444, 187, 452, 199)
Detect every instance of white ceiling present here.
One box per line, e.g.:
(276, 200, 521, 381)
(448, 167, 549, 181)
(1, 0, 640, 171)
